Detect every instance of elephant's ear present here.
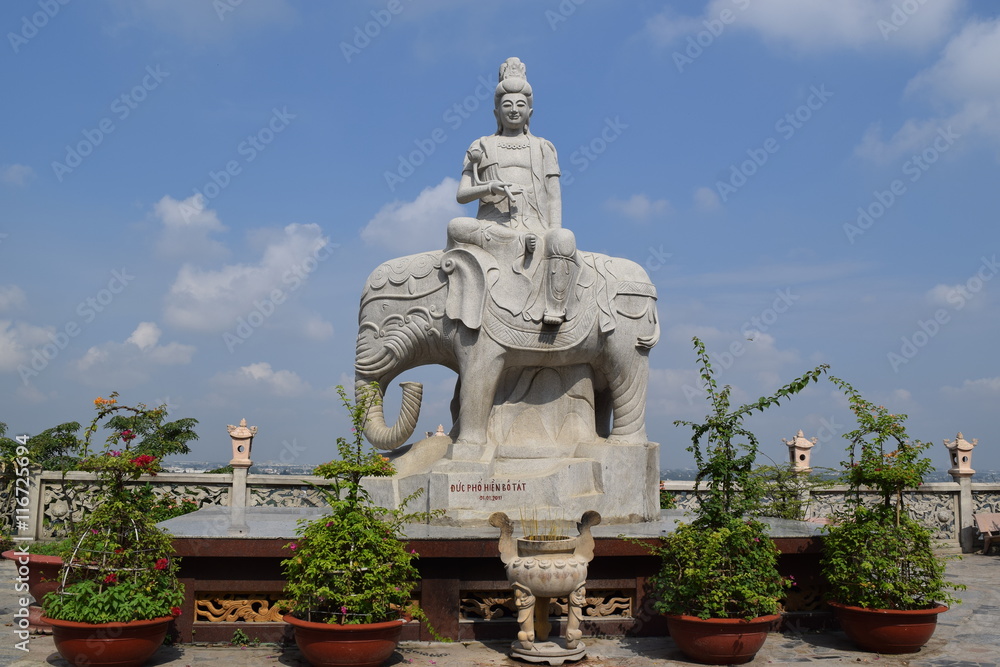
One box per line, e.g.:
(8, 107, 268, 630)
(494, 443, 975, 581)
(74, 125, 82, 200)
(442, 247, 489, 330)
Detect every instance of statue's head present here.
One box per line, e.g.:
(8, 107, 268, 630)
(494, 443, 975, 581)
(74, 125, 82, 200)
(494, 57, 533, 135)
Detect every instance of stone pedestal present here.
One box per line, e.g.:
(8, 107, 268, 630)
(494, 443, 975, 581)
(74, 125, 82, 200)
(367, 365, 659, 525)
(366, 439, 658, 526)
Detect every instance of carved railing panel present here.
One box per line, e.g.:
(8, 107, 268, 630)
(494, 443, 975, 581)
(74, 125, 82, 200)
(249, 485, 326, 507)
(41, 477, 228, 538)
(807, 490, 957, 540)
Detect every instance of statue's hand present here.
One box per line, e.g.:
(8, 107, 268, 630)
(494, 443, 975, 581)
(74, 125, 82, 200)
(524, 234, 537, 253)
(488, 181, 521, 200)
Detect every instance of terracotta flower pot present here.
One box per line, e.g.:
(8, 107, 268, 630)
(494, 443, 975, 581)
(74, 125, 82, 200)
(828, 601, 948, 654)
(666, 613, 780, 665)
(284, 614, 403, 667)
(3, 550, 63, 633)
(41, 615, 172, 667)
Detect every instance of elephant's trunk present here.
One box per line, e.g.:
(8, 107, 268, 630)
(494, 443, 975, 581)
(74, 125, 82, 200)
(358, 380, 423, 451)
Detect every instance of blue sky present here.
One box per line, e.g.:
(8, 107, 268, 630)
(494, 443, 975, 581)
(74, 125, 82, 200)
(1, 1, 998, 474)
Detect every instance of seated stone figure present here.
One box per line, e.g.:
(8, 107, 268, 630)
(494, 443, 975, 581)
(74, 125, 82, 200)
(447, 57, 579, 326)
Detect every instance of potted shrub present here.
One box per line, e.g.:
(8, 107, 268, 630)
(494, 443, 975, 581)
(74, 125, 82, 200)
(635, 338, 827, 665)
(282, 385, 441, 667)
(41, 394, 188, 667)
(821, 377, 963, 654)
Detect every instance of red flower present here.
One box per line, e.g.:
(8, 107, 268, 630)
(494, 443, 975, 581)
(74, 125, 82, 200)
(121, 429, 136, 442)
(103, 573, 118, 584)
(170, 606, 182, 617)
(154, 558, 169, 570)
(131, 454, 156, 468)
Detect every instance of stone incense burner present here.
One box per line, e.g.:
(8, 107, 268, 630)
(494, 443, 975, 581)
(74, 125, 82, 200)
(489, 510, 601, 665)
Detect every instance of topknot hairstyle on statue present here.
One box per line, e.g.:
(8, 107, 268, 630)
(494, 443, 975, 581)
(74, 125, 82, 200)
(494, 57, 533, 135)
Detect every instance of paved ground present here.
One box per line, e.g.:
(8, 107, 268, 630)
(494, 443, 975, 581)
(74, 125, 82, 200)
(2, 553, 997, 666)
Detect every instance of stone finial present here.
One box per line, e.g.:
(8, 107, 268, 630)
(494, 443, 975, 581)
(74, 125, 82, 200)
(435, 424, 446, 437)
(783, 429, 818, 471)
(944, 432, 977, 478)
(227, 418, 257, 468)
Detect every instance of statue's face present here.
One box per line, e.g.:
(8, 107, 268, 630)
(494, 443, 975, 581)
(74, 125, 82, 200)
(497, 93, 530, 132)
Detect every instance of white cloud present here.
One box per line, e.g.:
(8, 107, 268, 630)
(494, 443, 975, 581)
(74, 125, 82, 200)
(164, 223, 332, 333)
(643, 8, 703, 48)
(856, 17, 1000, 161)
(1, 164, 35, 187)
(943, 377, 1000, 396)
(0, 286, 26, 312)
(105, 0, 296, 43)
(693, 186, 721, 212)
(154, 194, 229, 261)
(605, 194, 672, 222)
(361, 177, 461, 254)
(72, 322, 195, 386)
(126, 321, 161, 351)
(0, 320, 53, 372)
(301, 315, 334, 341)
(212, 362, 310, 397)
(705, 0, 962, 52)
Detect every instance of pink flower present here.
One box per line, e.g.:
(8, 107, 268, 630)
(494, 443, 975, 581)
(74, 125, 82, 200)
(109, 450, 122, 457)
(289, 543, 297, 551)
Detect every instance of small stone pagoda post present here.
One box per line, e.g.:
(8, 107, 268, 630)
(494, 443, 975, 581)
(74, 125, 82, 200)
(944, 433, 977, 552)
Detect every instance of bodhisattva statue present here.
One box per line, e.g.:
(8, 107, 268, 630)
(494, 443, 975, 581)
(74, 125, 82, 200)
(447, 57, 578, 326)
(355, 58, 659, 454)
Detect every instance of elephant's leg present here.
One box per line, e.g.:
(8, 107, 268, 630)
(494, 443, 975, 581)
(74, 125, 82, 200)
(594, 382, 613, 439)
(600, 344, 650, 444)
(454, 331, 504, 446)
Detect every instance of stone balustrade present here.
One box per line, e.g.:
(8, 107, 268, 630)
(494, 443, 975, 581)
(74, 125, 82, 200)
(10, 468, 999, 552)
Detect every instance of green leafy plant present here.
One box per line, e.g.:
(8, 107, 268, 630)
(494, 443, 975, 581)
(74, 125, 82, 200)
(281, 384, 442, 629)
(631, 337, 827, 620)
(42, 394, 186, 624)
(751, 463, 834, 521)
(658, 486, 676, 510)
(821, 376, 963, 610)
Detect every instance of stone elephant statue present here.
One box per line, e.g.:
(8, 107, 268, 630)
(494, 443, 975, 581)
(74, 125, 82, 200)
(355, 246, 659, 451)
